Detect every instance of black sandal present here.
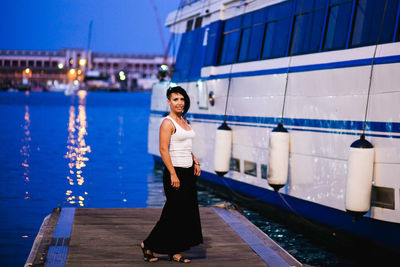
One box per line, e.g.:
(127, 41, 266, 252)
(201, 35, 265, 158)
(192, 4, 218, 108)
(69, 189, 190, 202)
(140, 242, 158, 262)
(168, 254, 191, 263)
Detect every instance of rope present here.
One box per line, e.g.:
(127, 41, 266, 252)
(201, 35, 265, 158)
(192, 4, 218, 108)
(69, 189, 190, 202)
(362, 0, 389, 135)
(280, 0, 304, 124)
(222, 2, 248, 122)
(223, 64, 234, 123)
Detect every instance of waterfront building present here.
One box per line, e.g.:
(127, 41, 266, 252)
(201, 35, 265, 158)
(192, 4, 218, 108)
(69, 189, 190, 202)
(0, 48, 172, 91)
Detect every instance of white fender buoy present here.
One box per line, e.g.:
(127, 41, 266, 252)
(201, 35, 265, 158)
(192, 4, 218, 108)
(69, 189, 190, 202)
(214, 122, 232, 177)
(345, 134, 374, 218)
(268, 123, 290, 192)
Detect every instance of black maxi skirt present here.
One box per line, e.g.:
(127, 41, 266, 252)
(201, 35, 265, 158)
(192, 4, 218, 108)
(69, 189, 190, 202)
(143, 165, 203, 254)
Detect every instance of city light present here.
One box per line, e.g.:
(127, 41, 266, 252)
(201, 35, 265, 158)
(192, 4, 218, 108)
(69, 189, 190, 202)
(160, 64, 169, 71)
(58, 63, 64, 69)
(119, 70, 126, 81)
(79, 59, 87, 66)
(69, 69, 76, 75)
(24, 68, 31, 74)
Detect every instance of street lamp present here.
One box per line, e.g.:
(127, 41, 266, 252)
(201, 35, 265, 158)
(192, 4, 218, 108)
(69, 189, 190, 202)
(79, 59, 87, 67)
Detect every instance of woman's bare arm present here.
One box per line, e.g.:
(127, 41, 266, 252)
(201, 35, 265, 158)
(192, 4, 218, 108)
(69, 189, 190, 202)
(159, 119, 180, 188)
(192, 153, 201, 176)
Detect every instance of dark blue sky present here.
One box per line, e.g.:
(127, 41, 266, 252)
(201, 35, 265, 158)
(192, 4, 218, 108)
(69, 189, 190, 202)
(0, 0, 180, 55)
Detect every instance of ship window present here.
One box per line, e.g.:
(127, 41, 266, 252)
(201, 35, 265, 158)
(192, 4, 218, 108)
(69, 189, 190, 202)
(174, 30, 195, 81)
(244, 160, 257, 177)
(238, 28, 251, 62)
(12, 60, 18, 67)
(204, 21, 223, 66)
(219, 16, 242, 65)
(36, 61, 42, 67)
(261, 1, 292, 59)
(4, 60, 10, 67)
(261, 164, 267, 179)
(230, 158, 240, 172)
(290, 0, 326, 55)
(371, 186, 395, 210)
(247, 23, 265, 61)
(186, 19, 194, 31)
(397, 22, 400, 41)
(323, 0, 352, 51)
(195, 17, 203, 29)
(28, 60, 34, 66)
(350, 0, 399, 47)
(238, 9, 266, 62)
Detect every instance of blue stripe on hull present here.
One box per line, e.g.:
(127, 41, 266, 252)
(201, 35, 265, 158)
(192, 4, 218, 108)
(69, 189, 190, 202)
(150, 110, 400, 138)
(153, 155, 400, 249)
(175, 54, 400, 82)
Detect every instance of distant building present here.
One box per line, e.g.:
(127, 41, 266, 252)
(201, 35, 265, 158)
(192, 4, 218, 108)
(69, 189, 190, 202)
(0, 48, 172, 91)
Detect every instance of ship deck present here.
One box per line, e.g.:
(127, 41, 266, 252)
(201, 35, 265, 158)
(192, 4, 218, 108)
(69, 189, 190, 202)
(25, 206, 303, 267)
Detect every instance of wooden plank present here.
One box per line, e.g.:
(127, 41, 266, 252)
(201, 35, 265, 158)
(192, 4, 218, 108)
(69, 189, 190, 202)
(212, 208, 302, 267)
(27, 207, 302, 266)
(65, 207, 271, 267)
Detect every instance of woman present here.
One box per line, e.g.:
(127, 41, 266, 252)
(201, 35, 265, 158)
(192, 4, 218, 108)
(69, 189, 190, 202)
(140, 86, 203, 263)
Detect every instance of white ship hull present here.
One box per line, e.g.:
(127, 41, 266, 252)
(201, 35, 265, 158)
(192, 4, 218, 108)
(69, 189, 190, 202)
(148, 0, 400, 249)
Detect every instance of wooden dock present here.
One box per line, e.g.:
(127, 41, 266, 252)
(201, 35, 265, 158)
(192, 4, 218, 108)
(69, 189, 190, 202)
(25, 206, 303, 267)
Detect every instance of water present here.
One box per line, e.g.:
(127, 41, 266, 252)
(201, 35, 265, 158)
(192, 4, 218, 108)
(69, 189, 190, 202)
(0, 91, 355, 266)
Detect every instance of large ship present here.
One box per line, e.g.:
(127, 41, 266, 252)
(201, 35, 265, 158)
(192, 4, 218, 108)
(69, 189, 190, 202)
(148, 0, 400, 250)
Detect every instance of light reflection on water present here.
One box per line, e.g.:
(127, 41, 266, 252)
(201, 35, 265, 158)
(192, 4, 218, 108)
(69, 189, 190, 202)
(21, 105, 31, 200)
(64, 91, 91, 207)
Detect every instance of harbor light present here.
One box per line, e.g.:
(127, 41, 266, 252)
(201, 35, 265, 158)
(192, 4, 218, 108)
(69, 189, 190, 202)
(157, 64, 169, 81)
(119, 70, 126, 81)
(79, 59, 87, 66)
(58, 63, 64, 69)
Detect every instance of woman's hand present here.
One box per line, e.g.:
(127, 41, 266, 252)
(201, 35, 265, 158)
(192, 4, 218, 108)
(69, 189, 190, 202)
(194, 164, 201, 176)
(170, 173, 180, 189)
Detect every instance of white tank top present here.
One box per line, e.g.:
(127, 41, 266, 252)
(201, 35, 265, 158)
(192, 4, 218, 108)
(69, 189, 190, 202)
(166, 115, 196, 168)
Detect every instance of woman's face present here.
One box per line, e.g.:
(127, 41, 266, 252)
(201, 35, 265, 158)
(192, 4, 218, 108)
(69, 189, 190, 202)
(168, 92, 185, 114)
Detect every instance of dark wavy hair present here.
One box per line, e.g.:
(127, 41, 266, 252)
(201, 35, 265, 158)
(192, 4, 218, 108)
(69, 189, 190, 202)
(166, 86, 190, 115)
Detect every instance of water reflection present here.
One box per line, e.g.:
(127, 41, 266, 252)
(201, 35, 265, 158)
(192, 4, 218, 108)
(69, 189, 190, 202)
(21, 105, 31, 200)
(64, 91, 91, 206)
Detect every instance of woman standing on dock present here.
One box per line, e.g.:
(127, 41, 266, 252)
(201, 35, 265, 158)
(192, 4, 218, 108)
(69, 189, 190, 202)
(140, 86, 203, 263)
